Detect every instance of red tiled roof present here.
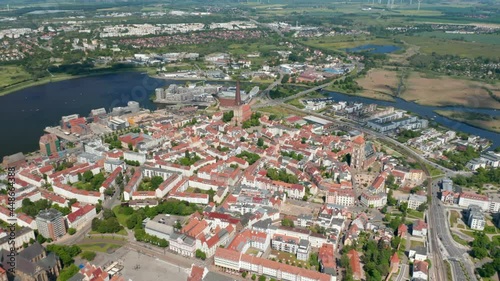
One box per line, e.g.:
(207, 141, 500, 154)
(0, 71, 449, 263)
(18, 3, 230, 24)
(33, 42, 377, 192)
(187, 265, 204, 281)
(318, 243, 336, 270)
(347, 249, 362, 279)
(67, 205, 95, 223)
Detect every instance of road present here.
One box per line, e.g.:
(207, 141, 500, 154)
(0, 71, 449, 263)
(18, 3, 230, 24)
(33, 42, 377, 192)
(252, 97, 478, 280)
(395, 264, 409, 281)
(431, 179, 477, 281)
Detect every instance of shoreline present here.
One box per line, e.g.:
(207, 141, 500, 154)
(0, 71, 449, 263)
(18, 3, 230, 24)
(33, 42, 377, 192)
(0, 67, 158, 97)
(434, 110, 500, 134)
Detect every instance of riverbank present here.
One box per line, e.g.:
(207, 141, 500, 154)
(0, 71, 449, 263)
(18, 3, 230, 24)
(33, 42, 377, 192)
(352, 69, 500, 109)
(434, 110, 500, 133)
(0, 66, 158, 97)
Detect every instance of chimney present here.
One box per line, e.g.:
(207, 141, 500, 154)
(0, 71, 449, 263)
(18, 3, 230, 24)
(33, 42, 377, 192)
(235, 81, 241, 106)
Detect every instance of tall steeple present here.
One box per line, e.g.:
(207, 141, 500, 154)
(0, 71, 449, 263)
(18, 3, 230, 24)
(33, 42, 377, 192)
(235, 81, 241, 106)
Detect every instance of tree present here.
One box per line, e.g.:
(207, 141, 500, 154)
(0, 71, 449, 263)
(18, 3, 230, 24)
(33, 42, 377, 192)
(251, 274, 257, 281)
(258, 275, 266, 281)
(242, 272, 248, 278)
(195, 249, 207, 260)
(281, 218, 294, 227)
(257, 138, 264, 147)
(68, 228, 76, 235)
(58, 264, 79, 281)
(81, 251, 96, 261)
(472, 247, 489, 259)
(82, 170, 93, 183)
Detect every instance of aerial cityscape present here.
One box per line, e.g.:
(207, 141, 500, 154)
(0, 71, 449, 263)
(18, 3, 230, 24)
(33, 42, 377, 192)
(0, 0, 499, 281)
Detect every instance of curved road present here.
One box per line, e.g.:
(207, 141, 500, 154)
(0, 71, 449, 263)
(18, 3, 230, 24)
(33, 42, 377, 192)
(252, 95, 478, 281)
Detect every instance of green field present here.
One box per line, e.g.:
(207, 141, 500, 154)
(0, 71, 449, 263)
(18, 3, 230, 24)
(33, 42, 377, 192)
(78, 242, 123, 253)
(300, 36, 400, 51)
(449, 210, 460, 226)
(415, 31, 500, 45)
(400, 35, 499, 58)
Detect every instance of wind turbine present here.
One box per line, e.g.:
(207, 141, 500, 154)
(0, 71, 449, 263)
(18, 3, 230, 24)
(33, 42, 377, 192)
(417, 0, 422, 10)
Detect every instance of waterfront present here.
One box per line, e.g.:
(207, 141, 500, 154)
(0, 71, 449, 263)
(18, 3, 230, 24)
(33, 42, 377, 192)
(324, 90, 500, 149)
(0, 72, 167, 158)
(1, 72, 499, 159)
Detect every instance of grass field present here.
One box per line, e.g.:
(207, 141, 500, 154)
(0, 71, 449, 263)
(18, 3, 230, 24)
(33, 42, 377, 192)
(356, 68, 400, 99)
(414, 31, 500, 45)
(285, 97, 306, 109)
(403, 72, 500, 109)
(450, 210, 460, 226)
(407, 209, 425, 219)
(399, 35, 500, 58)
(257, 105, 306, 118)
(113, 205, 130, 227)
(300, 35, 399, 51)
(78, 242, 123, 253)
(435, 110, 500, 133)
(0, 66, 31, 89)
(90, 229, 128, 236)
(410, 240, 425, 248)
(452, 233, 469, 246)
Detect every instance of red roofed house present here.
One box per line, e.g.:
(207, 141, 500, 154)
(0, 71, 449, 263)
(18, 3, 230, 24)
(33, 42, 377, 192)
(187, 265, 207, 281)
(412, 219, 428, 237)
(390, 252, 400, 273)
(397, 224, 408, 237)
(319, 243, 337, 276)
(412, 260, 429, 280)
(66, 204, 97, 230)
(347, 249, 364, 280)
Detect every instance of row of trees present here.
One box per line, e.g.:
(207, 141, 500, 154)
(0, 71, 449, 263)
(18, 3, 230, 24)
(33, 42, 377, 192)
(134, 229, 169, 247)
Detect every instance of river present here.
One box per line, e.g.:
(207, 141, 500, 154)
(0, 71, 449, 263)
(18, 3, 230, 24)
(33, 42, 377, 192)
(323, 90, 500, 149)
(0, 72, 498, 159)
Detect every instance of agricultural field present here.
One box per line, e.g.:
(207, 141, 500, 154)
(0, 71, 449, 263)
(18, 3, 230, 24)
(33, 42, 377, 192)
(402, 72, 500, 109)
(355, 68, 399, 101)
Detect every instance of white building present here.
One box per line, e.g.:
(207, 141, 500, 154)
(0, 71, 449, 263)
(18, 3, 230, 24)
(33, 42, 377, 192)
(407, 194, 427, 210)
(360, 192, 387, 208)
(458, 192, 490, 211)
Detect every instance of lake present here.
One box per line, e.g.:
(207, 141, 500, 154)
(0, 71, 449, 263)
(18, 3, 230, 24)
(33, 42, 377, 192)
(0, 72, 169, 158)
(0, 72, 498, 159)
(345, 44, 401, 54)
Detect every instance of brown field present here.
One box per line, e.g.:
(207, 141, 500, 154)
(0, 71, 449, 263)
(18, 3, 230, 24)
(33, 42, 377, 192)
(435, 110, 500, 133)
(403, 72, 500, 109)
(355, 69, 399, 101)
